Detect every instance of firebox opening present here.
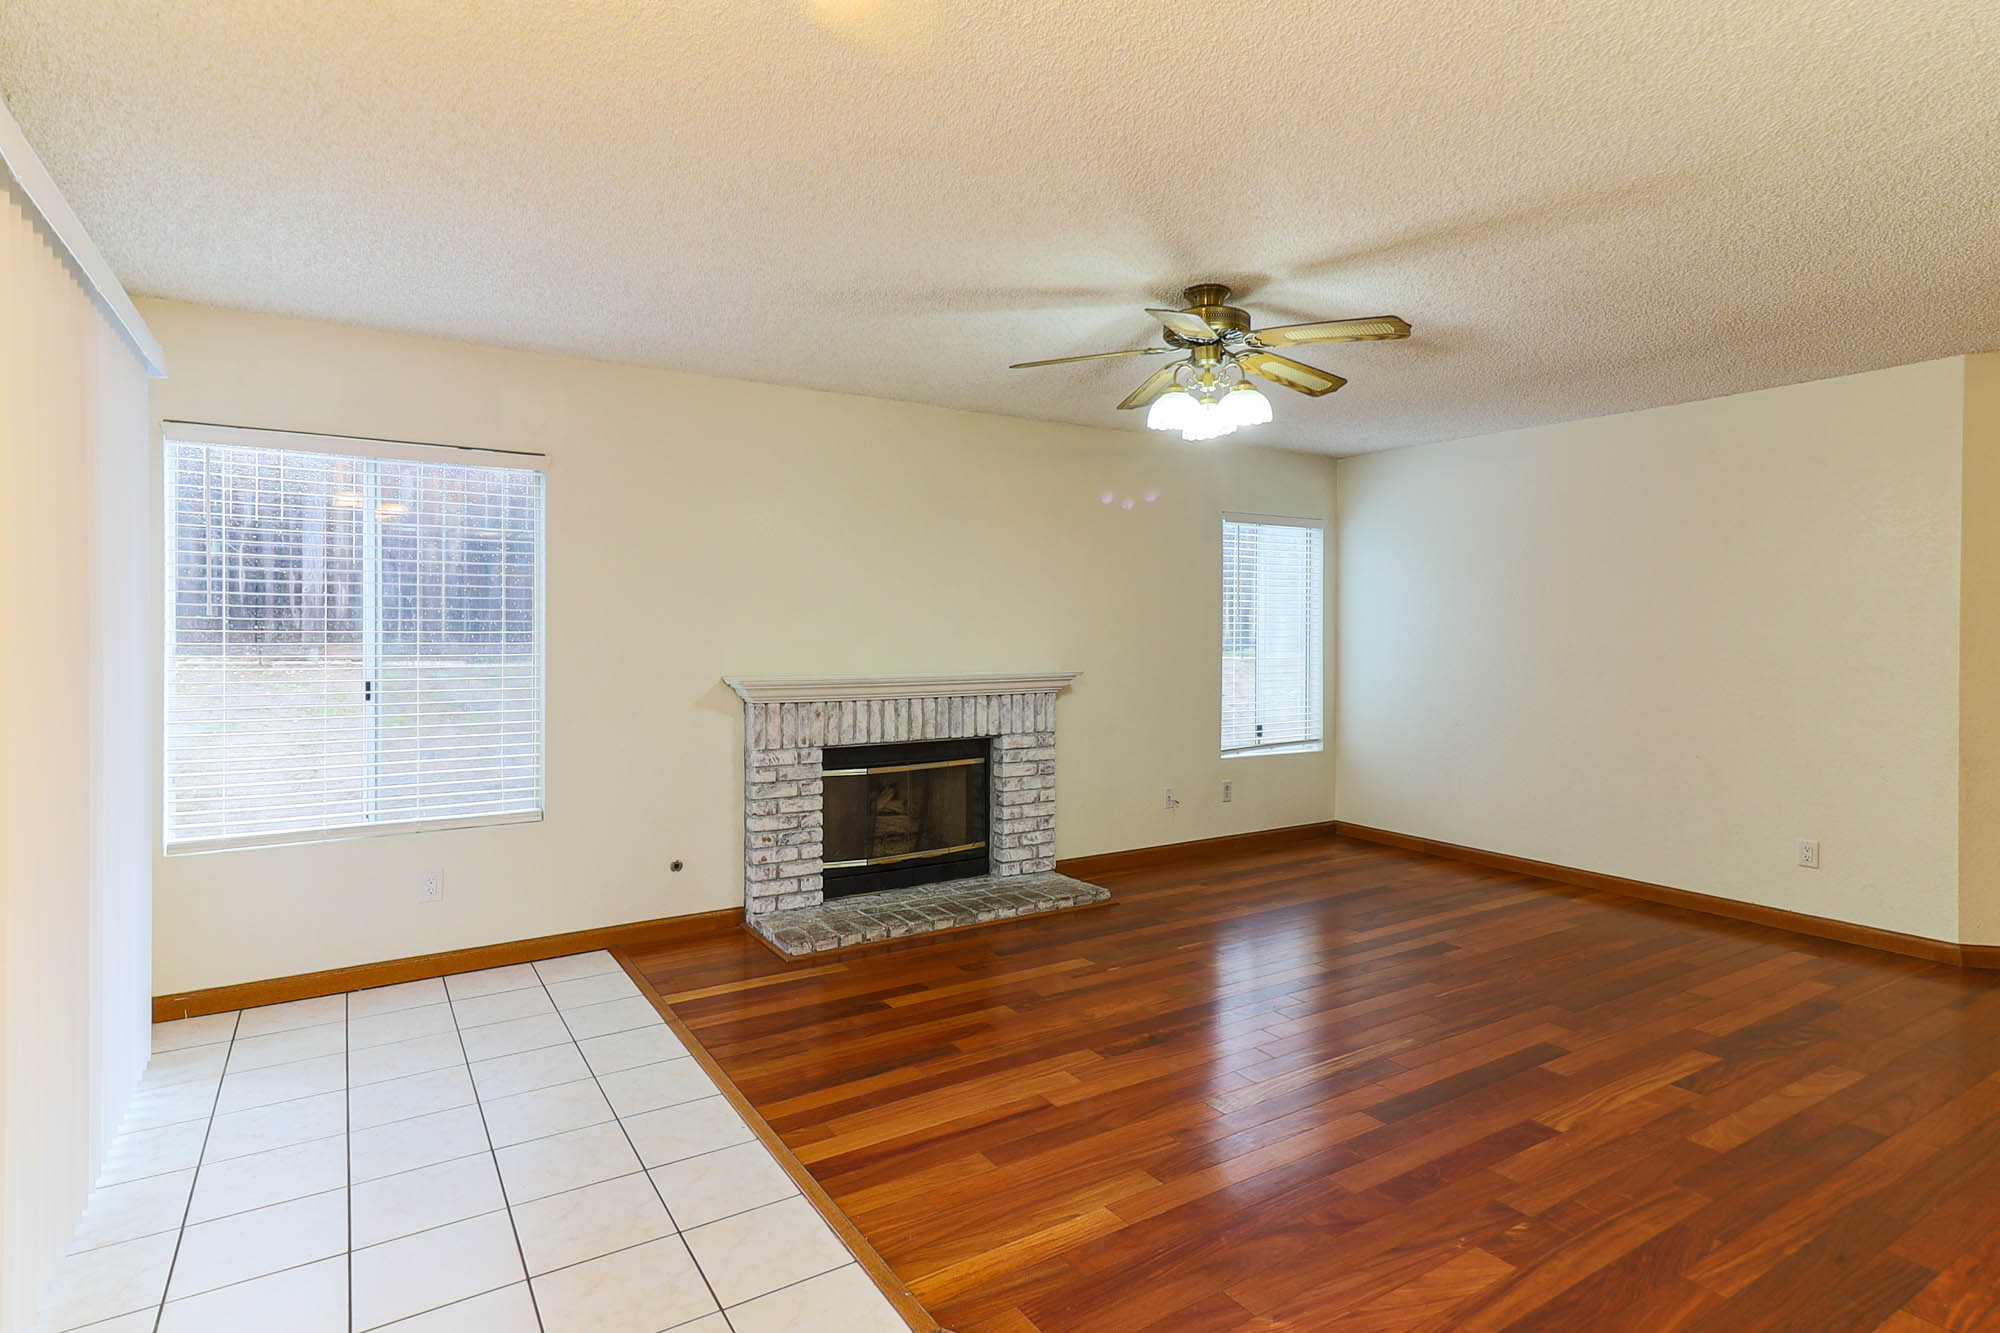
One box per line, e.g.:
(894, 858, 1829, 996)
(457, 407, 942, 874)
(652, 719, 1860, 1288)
(821, 737, 990, 900)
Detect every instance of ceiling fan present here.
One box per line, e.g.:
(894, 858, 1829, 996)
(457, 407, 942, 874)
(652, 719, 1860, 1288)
(1009, 284, 1410, 441)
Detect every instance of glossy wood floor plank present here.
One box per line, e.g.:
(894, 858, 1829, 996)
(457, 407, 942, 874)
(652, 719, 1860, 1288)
(629, 833, 2000, 1331)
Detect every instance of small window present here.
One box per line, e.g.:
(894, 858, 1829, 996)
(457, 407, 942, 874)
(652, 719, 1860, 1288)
(1221, 512, 1325, 757)
(165, 424, 546, 850)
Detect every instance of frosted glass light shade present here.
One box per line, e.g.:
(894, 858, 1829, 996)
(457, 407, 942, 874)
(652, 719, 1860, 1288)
(1146, 389, 1196, 432)
(1218, 383, 1272, 427)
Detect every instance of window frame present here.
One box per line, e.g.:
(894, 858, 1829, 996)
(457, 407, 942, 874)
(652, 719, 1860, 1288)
(1219, 509, 1326, 760)
(161, 421, 549, 854)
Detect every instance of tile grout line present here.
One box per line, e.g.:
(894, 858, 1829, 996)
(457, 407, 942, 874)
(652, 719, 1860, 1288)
(182, 990, 659, 1097)
(132, 1253, 347, 1317)
(530, 962, 741, 1330)
(165, 978, 643, 1052)
(349, 1278, 524, 1332)
(147, 1008, 242, 1333)
(69, 1184, 348, 1255)
(441, 979, 550, 1333)
(712, 1260, 869, 1320)
(105, 1046, 713, 1206)
(69, 1066, 733, 1262)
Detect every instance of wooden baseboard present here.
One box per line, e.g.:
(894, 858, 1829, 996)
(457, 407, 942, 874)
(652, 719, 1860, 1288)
(1056, 820, 1340, 880)
(152, 907, 746, 1022)
(614, 955, 941, 1333)
(1332, 820, 2000, 971)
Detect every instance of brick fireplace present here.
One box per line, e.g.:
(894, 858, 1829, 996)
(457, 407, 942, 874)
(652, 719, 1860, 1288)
(721, 673, 1108, 956)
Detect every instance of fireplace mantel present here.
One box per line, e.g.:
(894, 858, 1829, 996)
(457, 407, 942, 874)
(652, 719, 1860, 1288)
(725, 672, 1080, 704)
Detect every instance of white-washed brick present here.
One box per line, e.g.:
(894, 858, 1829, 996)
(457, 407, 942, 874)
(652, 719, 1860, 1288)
(737, 685, 1076, 913)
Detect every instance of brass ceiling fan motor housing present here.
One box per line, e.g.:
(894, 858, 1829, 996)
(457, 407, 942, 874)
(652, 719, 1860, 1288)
(1165, 285, 1252, 346)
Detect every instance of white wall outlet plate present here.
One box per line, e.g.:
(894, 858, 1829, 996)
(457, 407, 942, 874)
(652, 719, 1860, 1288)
(420, 868, 444, 902)
(1164, 787, 1179, 810)
(1796, 839, 1820, 870)
(1221, 779, 1234, 803)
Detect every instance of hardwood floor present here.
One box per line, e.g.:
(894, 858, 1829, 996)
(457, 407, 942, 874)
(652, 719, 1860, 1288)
(627, 833, 2000, 1332)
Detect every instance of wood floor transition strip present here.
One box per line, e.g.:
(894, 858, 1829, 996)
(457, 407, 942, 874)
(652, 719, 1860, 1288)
(613, 949, 944, 1333)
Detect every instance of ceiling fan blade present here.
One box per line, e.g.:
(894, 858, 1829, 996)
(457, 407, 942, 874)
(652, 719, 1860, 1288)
(1118, 363, 1185, 410)
(1146, 308, 1220, 342)
(1250, 316, 1411, 348)
(1009, 346, 1172, 369)
(1239, 352, 1348, 397)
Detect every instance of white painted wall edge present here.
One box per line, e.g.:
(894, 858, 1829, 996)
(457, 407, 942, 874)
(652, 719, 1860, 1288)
(0, 96, 165, 377)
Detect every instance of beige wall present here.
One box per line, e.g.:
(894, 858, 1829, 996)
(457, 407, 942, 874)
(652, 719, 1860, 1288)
(142, 299, 1340, 993)
(1334, 359, 1966, 942)
(1961, 353, 2000, 943)
(1, 179, 154, 1331)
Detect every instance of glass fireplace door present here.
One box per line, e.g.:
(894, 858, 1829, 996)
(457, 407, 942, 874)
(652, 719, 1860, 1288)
(821, 738, 990, 898)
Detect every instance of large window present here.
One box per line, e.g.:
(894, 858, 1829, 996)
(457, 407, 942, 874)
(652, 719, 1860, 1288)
(165, 424, 546, 849)
(1221, 512, 1324, 756)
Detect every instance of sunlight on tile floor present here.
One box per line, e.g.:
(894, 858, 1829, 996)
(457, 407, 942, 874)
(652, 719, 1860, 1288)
(38, 951, 906, 1333)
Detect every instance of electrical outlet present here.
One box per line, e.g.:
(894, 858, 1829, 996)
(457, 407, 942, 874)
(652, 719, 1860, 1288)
(1796, 839, 1820, 870)
(419, 868, 444, 902)
(1221, 779, 1234, 804)
(1164, 787, 1180, 810)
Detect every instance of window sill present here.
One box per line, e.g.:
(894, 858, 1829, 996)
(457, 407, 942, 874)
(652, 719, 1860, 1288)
(1221, 742, 1325, 760)
(165, 809, 544, 856)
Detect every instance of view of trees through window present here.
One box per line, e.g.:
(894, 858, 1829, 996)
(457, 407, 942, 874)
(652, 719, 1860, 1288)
(166, 437, 544, 845)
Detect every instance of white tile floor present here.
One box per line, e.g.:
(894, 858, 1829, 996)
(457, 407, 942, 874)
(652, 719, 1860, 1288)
(39, 951, 908, 1333)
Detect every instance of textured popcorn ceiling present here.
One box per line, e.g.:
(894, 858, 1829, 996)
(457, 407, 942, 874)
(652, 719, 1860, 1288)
(2, 0, 1997, 453)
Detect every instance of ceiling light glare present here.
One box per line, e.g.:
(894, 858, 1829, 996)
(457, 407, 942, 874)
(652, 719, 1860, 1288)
(1180, 400, 1237, 442)
(1146, 388, 1197, 433)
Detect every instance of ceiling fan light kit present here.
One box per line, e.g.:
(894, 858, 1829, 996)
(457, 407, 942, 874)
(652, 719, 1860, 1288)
(1011, 284, 1410, 443)
(1145, 372, 1273, 442)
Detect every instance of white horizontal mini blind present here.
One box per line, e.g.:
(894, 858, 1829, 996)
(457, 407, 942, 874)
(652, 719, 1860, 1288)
(1221, 513, 1324, 756)
(165, 426, 545, 848)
